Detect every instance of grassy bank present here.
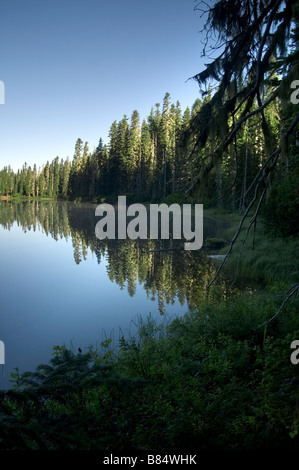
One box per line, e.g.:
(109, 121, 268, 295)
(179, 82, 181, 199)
(5, 195, 58, 202)
(204, 208, 299, 284)
(0, 210, 298, 451)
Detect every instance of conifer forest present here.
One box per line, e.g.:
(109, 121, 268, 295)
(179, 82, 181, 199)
(0, 0, 298, 457)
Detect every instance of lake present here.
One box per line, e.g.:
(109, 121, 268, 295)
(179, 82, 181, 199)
(0, 200, 228, 389)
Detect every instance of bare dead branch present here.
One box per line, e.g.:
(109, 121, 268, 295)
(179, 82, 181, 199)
(230, 185, 267, 286)
(206, 175, 265, 289)
(257, 283, 299, 328)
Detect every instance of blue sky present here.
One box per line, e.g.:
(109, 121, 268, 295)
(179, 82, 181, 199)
(0, 0, 208, 171)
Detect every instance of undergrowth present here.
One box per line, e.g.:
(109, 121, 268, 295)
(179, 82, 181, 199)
(0, 212, 298, 451)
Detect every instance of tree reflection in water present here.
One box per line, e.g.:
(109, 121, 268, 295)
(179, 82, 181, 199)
(0, 200, 231, 314)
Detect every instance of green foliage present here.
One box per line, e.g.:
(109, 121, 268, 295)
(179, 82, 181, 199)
(263, 170, 299, 236)
(0, 0, 298, 453)
(211, 210, 299, 286)
(0, 284, 298, 451)
(0, 204, 298, 451)
(161, 192, 188, 205)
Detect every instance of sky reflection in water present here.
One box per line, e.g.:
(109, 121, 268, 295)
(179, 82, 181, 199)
(0, 201, 227, 389)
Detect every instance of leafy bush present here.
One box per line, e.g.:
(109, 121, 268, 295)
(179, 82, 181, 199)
(161, 193, 188, 205)
(0, 287, 298, 451)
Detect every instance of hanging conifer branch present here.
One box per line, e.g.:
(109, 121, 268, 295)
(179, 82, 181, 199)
(206, 110, 299, 290)
(186, 0, 298, 205)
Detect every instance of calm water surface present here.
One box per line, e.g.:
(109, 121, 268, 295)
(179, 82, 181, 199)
(0, 201, 228, 389)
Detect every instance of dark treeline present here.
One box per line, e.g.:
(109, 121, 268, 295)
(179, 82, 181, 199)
(0, 93, 204, 202)
(1, 86, 296, 217)
(0, 0, 298, 240)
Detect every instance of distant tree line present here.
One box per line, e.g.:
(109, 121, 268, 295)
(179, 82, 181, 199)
(0, 88, 289, 210)
(0, 0, 298, 242)
(0, 93, 205, 202)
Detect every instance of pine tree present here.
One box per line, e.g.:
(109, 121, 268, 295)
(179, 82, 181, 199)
(38, 167, 46, 197)
(69, 138, 83, 197)
(148, 103, 161, 199)
(98, 144, 109, 196)
(52, 157, 60, 198)
(61, 158, 71, 199)
(140, 119, 155, 197)
(116, 115, 129, 193)
(160, 92, 171, 198)
(107, 120, 120, 195)
(187, 0, 299, 206)
(172, 100, 182, 193)
(128, 110, 141, 193)
(187, 0, 299, 299)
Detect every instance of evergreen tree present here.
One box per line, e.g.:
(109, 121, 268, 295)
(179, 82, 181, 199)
(160, 92, 171, 198)
(148, 103, 161, 199)
(116, 115, 130, 193)
(69, 138, 83, 197)
(140, 119, 155, 197)
(98, 144, 109, 196)
(107, 120, 120, 195)
(187, 0, 299, 210)
(128, 110, 141, 193)
(52, 157, 60, 198)
(38, 166, 46, 197)
(61, 158, 71, 199)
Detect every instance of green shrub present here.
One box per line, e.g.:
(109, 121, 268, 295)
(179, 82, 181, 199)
(161, 193, 188, 205)
(263, 170, 299, 236)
